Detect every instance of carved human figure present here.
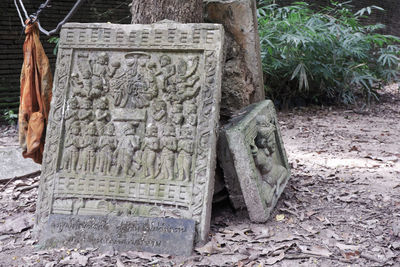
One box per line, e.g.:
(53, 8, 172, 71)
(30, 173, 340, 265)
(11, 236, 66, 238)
(64, 97, 79, 131)
(171, 104, 184, 126)
(141, 124, 160, 178)
(112, 53, 148, 108)
(175, 57, 200, 103)
(95, 97, 111, 135)
(159, 124, 178, 180)
(251, 115, 288, 206)
(177, 125, 194, 181)
(70, 72, 89, 97)
(89, 52, 120, 96)
(80, 122, 98, 174)
(97, 123, 117, 175)
(62, 121, 81, 172)
(156, 55, 176, 91)
(145, 62, 160, 101)
(73, 54, 93, 97)
(151, 99, 167, 124)
(78, 99, 94, 123)
(184, 102, 197, 126)
(114, 123, 141, 176)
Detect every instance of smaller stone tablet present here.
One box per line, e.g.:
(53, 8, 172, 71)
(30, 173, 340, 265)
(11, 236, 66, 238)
(218, 100, 290, 222)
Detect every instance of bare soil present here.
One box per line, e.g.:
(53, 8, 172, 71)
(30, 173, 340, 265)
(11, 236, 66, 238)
(0, 84, 399, 266)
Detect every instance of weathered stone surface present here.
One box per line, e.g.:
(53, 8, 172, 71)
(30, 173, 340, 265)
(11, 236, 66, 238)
(43, 215, 195, 256)
(0, 147, 41, 181)
(204, 0, 265, 120)
(218, 100, 290, 222)
(34, 22, 224, 254)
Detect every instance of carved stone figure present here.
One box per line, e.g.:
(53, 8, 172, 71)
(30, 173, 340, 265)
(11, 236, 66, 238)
(157, 55, 176, 91)
(184, 102, 197, 126)
(175, 57, 200, 103)
(97, 123, 117, 175)
(252, 115, 288, 206)
(151, 99, 167, 124)
(78, 99, 94, 123)
(64, 97, 79, 131)
(80, 122, 98, 173)
(114, 123, 141, 176)
(95, 97, 111, 135)
(70, 72, 89, 98)
(142, 124, 160, 178)
(62, 121, 81, 172)
(89, 52, 120, 95)
(171, 104, 184, 126)
(218, 100, 290, 222)
(160, 124, 178, 180)
(177, 125, 194, 181)
(112, 53, 149, 108)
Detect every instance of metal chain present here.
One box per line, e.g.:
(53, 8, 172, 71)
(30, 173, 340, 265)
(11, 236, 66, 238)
(14, 0, 85, 36)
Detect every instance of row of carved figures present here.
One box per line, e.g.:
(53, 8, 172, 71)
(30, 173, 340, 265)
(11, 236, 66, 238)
(62, 121, 195, 182)
(70, 52, 200, 110)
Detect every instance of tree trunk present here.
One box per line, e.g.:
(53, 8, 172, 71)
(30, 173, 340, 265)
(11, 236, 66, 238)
(131, 0, 203, 24)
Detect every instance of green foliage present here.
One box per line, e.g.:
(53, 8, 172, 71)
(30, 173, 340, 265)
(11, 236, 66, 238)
(257, 1, 400, 106)
(2, 109, 18, 125)
(48, 36, 60, 56)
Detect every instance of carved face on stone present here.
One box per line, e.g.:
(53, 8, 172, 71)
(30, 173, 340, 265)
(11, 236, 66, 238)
(86, 122, 97, 136)
(146, 124, 158, 137)
(177, 59, 187, 76)
(70, 122, 81, 135)
(82, 70, 91, 79)
(154, 100, 166, 112)
(160, 55, 171, 67)
(68, 98, 78, 109)
(82, 100, 92, 110)
(125, 54, 138, 67)
(104, 123, 115, 136)
(181, 125, 193, 138)
(187, 114, 197, 126)
(255, 116, 276, 154)
(164, 124, 176, 137)
(97, 52, 109, 65)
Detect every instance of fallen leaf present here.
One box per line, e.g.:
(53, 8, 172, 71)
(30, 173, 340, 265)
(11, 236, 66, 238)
(264, 252, 285, 265)
(298, 245, 332, 258)
(276, 214, 285, 222)
(336, 242, 360, 251)
(195, 238, 226, 255)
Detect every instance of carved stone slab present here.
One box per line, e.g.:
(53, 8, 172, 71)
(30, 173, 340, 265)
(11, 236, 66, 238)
(44, 215, 195, 256)
(34, 22, 224, 253)
(218, 100, 290, 222)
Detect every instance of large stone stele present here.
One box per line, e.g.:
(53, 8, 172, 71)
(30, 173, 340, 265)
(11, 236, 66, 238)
(34, 22, 224, 256)
(218, 100, 290, 222)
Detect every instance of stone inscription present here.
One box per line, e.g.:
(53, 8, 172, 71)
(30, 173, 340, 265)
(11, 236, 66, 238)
(34, 22, 224, 250)
(218, 100, 290, 222)
(44, 215, 195, 256)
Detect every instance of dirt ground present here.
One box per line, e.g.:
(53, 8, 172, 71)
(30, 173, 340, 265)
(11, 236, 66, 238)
(0, 84, 399, 266)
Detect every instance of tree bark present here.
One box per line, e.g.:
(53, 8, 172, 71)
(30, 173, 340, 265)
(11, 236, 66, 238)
(131, 0, 203, 24)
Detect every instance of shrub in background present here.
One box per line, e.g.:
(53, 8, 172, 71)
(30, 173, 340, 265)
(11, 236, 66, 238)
(257, 1, 400, 107)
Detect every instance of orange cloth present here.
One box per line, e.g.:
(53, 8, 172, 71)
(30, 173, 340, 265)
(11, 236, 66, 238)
(19, 21, 52, 164)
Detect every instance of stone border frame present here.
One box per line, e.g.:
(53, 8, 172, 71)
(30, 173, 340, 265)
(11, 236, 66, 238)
(34, 22, 224, 243)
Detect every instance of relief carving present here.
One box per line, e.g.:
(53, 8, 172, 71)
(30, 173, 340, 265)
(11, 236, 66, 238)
(36, 22, 224, 247)
(251, 115, 289, 207)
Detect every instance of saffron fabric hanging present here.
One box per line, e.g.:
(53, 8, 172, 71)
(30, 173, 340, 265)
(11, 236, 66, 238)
(18, 20, 52, 164)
